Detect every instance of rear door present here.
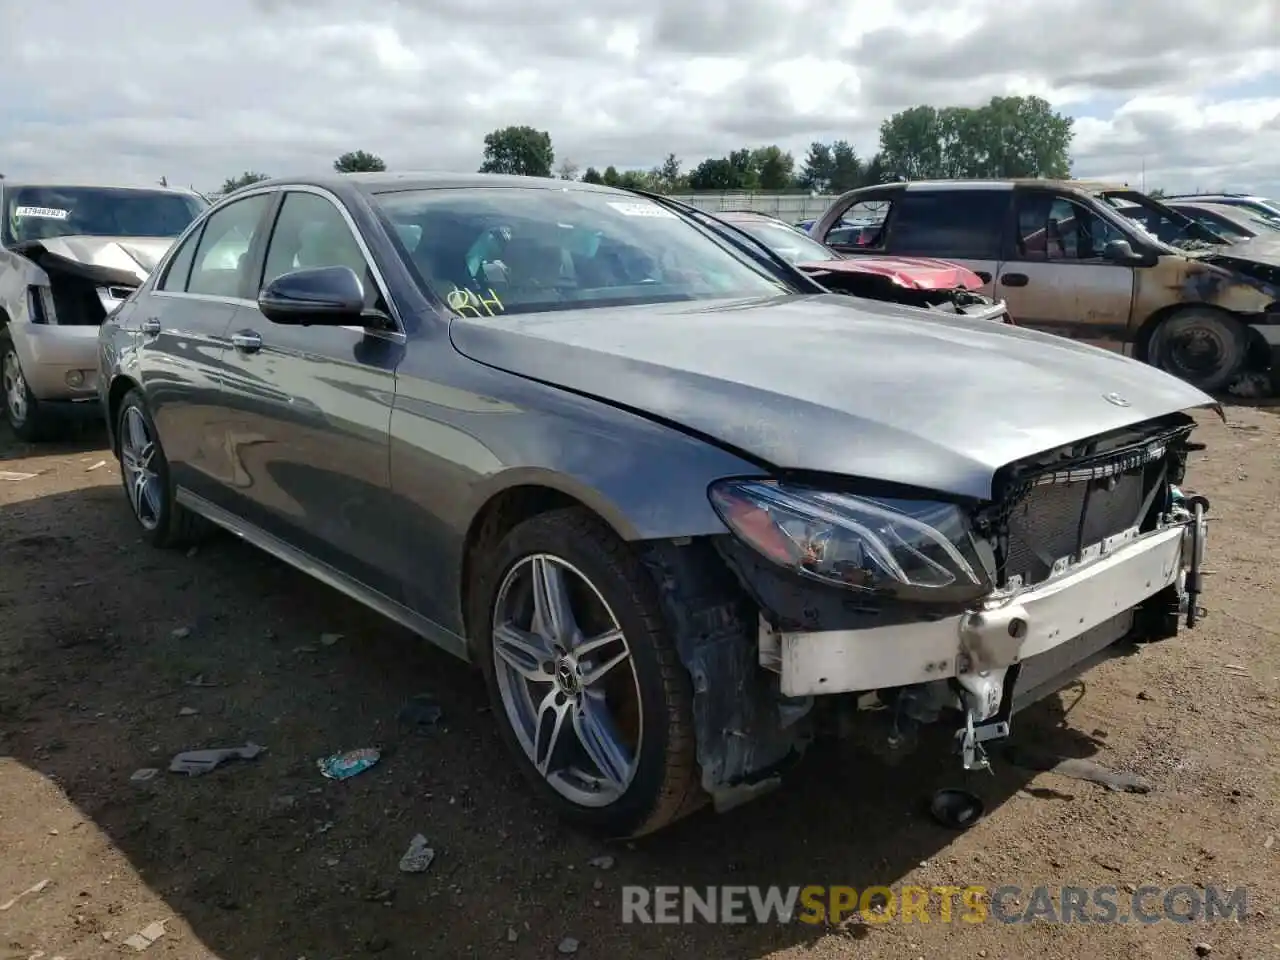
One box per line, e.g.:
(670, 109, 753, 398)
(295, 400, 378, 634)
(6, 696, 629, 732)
(216, 187, 404, 597)
(996, 189, 1136, 351)
(139, 191, 273, 503)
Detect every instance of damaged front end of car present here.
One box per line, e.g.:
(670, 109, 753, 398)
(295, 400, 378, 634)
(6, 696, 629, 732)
(644, 411, 1211, 811)
(13, 241, 149, 327)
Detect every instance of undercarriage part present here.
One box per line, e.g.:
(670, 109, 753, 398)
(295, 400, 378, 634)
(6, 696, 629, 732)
(641, 537, 811, 811)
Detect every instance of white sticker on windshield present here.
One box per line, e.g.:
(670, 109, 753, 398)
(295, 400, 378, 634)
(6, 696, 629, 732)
(607, 201, 677, 219)
(13, 206, 70, 220)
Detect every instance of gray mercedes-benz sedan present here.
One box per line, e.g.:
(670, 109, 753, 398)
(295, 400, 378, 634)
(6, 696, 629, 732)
(98, 173, 1216, 838)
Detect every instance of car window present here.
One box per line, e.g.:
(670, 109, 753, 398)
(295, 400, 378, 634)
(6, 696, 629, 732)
(374, 187, 788, 317)
(888, 191, 1006, 259)
(1016, 194, 1126, 261)
(158, 225, 202, 292)
(187, 194, 271, 298)
(2, 186, 205, 245)
(727, 219, 840, 264)
(263, 192, 369, 285)
(824, 200, 891, 249)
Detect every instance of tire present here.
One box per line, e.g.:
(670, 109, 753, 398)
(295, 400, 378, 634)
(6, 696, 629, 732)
(1147, 308, 1249, 393)
(1, 334, 60, 442)
(115, 389, 205, 548)
(473, 507, 703, 838)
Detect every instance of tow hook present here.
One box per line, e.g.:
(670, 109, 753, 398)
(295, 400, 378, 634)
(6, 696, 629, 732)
(1184, 495, 1209, 628)
(955, 709, 1010, 773)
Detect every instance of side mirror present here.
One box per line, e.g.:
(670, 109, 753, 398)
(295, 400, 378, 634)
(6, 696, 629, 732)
(1102, 239, 1143, 264)
(258, 265, 365, 325)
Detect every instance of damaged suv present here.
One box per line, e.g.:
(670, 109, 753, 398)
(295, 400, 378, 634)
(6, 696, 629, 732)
(100, 174, 1215, 838)
(1, 182, 205, 439)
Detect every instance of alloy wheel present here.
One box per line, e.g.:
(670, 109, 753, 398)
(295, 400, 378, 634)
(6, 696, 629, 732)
(491, 553, 643, 808)
(120, 406, 163, 531)
(2, 350, 28, 426)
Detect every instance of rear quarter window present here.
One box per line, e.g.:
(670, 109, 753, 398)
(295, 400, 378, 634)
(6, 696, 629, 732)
(889, 191, 1007, 259)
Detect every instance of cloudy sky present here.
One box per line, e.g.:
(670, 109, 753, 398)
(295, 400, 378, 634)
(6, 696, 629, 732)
(2, 0, 1278, 196)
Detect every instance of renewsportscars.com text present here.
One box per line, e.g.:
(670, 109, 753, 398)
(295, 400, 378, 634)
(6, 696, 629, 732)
(621, 884, 1248, 925)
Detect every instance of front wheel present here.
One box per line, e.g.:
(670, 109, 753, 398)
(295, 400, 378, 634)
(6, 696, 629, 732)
(115, 388, 205, 548)
(1147, 308, 1249, 393)
(2, 336, 59, 442)
(474, 507, 705, 838)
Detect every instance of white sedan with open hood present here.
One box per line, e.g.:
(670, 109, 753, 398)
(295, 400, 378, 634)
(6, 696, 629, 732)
(0, 182, 206, 440)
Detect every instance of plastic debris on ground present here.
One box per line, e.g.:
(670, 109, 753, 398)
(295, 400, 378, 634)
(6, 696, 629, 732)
(398, 693, 443, 732)
(318, 747, 380, 780)
(123, 920, 167, 952)
(168, 743, 265, 776)
(0, 470, 37, 481)
(0, 878, 52, 912)
(558, 936, 580, 954)
(319, 632, 343, 646)
(130, 768, 159, 783)
(398, 834, 436, 873)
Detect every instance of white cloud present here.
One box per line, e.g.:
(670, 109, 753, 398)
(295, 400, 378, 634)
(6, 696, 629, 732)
(0, 0, 1277, 196)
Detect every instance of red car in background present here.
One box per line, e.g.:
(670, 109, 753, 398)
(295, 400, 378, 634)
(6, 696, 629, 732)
(717, 211, 1011, 321)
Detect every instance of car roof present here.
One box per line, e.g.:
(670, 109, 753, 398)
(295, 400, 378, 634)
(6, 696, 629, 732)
(875, 178, 1132, 195)
(0, 179, 203, 198)
(715, 210, 788, 223)
(237, 171, 633, 199)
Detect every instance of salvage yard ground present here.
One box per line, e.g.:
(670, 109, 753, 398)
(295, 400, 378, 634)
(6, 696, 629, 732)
(1, 407, 1278, 960)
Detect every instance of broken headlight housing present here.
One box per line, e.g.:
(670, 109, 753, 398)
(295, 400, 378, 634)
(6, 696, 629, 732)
(709, 479, 991, 603)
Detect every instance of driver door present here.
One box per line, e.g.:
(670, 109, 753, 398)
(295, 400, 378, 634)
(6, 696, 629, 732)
(996, 190, 1137, 352)
(216, 188, 406, 598)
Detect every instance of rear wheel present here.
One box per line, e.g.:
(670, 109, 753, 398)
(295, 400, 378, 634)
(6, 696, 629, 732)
(2, 335, 58, 442)
(474, 507, 704, 838)
(116, 389, 205, 548)
(1147, 308, 1249, 393)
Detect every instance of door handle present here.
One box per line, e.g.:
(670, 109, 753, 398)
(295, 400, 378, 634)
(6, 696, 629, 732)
(1001, 273, 1029, 287)
(141, 317, 161, 335)
(975, 271, 993, 283)
(231, 330, 263, 353)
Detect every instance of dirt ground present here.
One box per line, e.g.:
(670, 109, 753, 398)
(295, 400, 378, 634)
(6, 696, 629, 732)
(1, 405, 1278, 960)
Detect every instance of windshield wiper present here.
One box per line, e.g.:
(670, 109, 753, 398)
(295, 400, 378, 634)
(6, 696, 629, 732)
(626, 189, 829, 294)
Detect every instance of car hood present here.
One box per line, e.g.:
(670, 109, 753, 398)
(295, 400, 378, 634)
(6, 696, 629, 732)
(797, 256, 984, 290)
(1192, 236, 1280, 289)
(450, 294, 1217, 500)
(16, 235, 174, 283)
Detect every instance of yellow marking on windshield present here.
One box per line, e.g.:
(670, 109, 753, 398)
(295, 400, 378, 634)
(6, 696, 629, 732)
(447, 286, 505, 317)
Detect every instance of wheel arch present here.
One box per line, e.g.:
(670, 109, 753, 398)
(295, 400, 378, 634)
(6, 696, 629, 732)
(105, 374, 142, 454)
(1132, 301, 1263, 364)
(458, 476, 638, 644)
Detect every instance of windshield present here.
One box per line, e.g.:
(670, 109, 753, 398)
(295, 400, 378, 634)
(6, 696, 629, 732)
(723, 219, 841, 265)
(374, 187, 790, 316)
(3, 186, 206, 245)
(1097, 190, 1224, 251)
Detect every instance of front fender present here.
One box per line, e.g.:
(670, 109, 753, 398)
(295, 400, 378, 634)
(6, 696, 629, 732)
(389, 360, 768, 633)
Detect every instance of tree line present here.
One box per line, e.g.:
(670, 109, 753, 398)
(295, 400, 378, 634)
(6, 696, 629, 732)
(218, 96, 1075, 196)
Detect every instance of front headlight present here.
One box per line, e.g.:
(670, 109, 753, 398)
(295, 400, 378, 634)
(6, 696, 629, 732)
(709, 479, 990, 603)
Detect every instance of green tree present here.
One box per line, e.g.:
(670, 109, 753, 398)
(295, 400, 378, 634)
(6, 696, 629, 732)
(751, 145, 795, 191)
(220, 171, 270, 194)
(687, 157, 740, 191)
(333, 150, 387, 173)
(601, 165, 622, 187)
(657, 153, 685, 193)
(581, 167, 604, 184)
(478, 125, 555, 177)
(828, 141, 865, 192)
(798, 142, 835, 192)
(878, 96, 1073, 181)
